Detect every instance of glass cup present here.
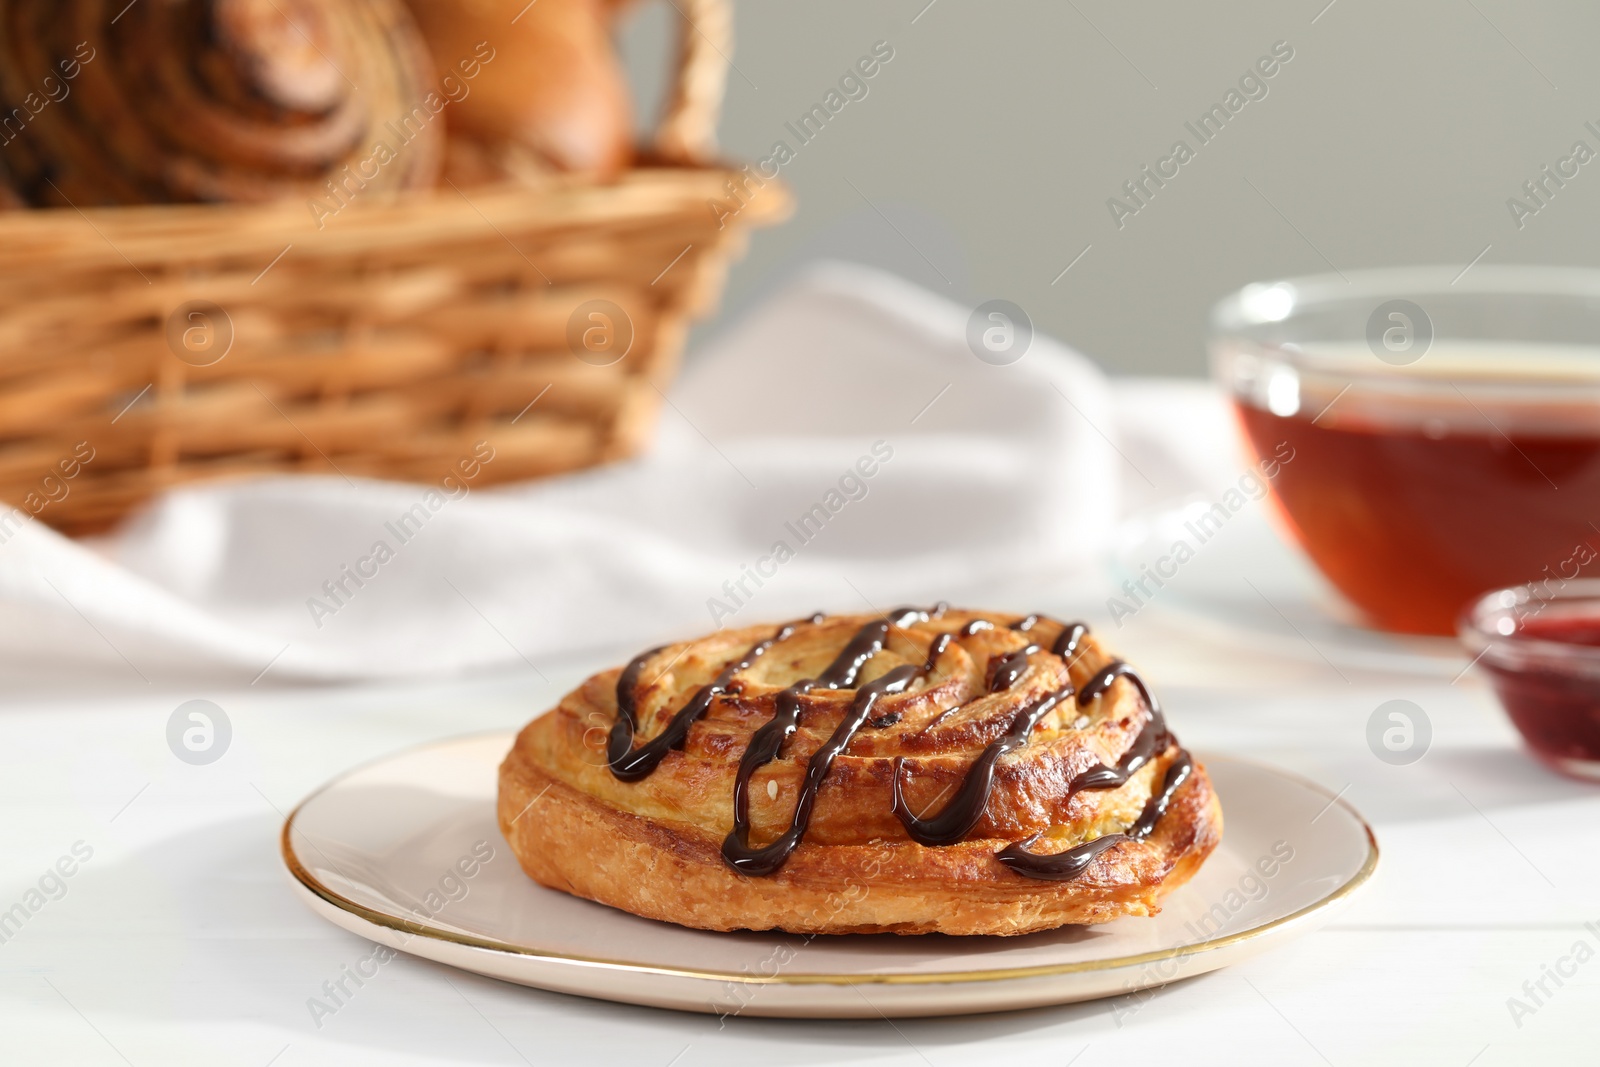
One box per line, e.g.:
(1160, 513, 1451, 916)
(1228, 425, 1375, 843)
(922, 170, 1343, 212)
(1211, 266, 1600, 636)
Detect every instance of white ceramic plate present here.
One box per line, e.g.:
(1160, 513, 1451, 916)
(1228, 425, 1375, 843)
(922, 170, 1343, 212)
(1112, 502, 1464, 676)
(283, 731, 1377, 1018)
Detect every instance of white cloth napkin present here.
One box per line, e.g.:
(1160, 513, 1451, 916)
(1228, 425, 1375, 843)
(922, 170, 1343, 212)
(0, 262, 1132, 684)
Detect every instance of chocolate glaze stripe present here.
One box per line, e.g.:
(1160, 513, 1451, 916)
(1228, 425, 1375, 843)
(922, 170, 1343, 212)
(722, 664, 921, 876)
(815, 608, 917, 689)
(1051, 660, 1171, 810)
(1065, 702, 1170, 794)
(606, 617, 820, 782)
(918, 616, 1087, 734)
(892, 681, 1075, 846)
(1005, 613, 1086, 653)
(990, 617, 1089, 694)
(1128, 750, 1194, 836)
(889, 620, 1191, 883)
(987, 644, 1039, 692)
(870, 632, 953, 729)
(896, 655, 1167, 849)
(721, 609, 943, 875)
(1052, 621, 1088, 663)
(612, 644, 667, 725)
(987, 655, 1188, 882)
(1077, 658, 1159, 712)
(995, 750, 1195, 880)
(816, 622, 888, 688)
(717, 613, 903, 837)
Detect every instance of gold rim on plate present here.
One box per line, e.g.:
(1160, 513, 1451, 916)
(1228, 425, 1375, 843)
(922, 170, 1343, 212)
(281, 733, 1379, 988)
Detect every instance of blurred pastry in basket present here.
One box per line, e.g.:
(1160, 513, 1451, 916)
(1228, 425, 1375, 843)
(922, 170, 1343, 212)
(404, 0, 634, 181)
(0, 0, 441, 207)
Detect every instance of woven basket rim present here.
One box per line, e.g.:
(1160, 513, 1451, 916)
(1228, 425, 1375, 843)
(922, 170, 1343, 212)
(0, 168, 793, 266)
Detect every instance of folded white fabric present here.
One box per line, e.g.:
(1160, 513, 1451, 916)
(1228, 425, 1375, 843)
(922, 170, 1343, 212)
(0, 262, 1125, 683)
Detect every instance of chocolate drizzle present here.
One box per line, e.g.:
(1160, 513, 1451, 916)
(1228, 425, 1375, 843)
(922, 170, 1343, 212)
(721, 611, 938, 875)
(607, 618, 817, 781)
(1077, 658, 1158, 714)
(1053, 621, 1088, 663)
(604, 610, 1195, 883)
(816, 614, 901, 688)
(986, 646, 1036, 692)
(871, 633, 952, 728)
(893, 649, 1170, 852)
(986, 619, 1087, 693)
(982, 655, 1188, 881)
(723, 663, 921, 876)
(995, 751, 1194, 879)
(921, 631, 953, 673)
(892, 681, 1075, 846)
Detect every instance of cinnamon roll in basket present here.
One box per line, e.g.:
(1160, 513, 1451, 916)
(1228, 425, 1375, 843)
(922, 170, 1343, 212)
(0, 0, 440, 206)
(499, 607, 1222, 936)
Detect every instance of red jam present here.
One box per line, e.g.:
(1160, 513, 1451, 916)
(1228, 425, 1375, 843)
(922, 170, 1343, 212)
(1481, 615, 1600, 775)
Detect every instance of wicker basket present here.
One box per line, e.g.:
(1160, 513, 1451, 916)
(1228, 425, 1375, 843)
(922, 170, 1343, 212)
(0, 0, 789, 535)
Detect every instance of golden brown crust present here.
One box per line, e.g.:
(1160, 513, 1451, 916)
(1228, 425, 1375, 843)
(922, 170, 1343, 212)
(404, 0, 634, 178)
(498, 610, 1223, 936)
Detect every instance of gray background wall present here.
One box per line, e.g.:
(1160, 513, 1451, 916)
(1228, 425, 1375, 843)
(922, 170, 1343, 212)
(619, 0, 1600, 377)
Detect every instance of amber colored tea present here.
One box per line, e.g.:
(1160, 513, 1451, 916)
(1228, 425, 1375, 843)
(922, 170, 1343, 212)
(1237, 400, 1600, 635)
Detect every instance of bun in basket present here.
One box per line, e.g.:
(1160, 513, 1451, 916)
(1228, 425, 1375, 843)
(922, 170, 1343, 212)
(403, 0, 633, 178)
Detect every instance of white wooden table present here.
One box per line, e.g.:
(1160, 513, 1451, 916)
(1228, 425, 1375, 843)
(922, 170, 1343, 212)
(1, 568, 1594, 1066)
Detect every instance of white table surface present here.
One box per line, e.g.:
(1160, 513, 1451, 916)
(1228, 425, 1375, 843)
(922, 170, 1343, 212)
(2, 539, 1596, 1066)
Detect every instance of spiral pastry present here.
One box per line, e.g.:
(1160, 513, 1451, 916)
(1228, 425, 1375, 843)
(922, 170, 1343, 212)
(499, 607, 1222, 935)
(0, 0, 440, 206)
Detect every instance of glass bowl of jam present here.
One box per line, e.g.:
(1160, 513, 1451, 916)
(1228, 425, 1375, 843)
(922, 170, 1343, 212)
(1212, 266, 1600, 636)
(1460, 582, 1600, 780)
